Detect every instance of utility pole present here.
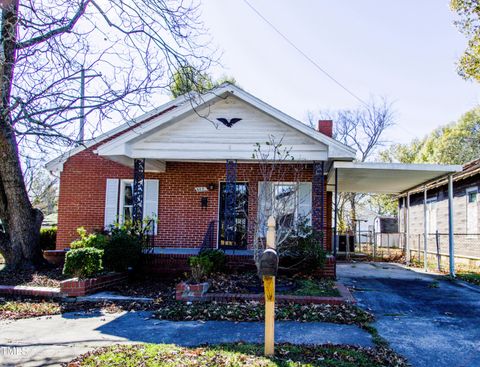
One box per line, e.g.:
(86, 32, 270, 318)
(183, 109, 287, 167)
(79, 67, 85, 144)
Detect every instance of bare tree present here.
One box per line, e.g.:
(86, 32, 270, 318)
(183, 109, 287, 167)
(309, 97, 395, 233)
(250, 137, 311, 267)
(0, 0, 213, 268)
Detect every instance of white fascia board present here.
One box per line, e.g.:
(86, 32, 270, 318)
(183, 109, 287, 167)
(45, 97, 182, 172)
(98, 84, 356, 160)
(227, 86, 356, 159)
(332, 161, 463, 173)
(96, 93, 223, 156)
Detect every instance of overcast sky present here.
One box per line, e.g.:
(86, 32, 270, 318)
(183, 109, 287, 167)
(199, 0, 479, 144)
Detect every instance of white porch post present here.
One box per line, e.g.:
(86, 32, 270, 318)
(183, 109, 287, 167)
(448, 174, 455, 277)
(423, 186, 428, 271)
(406, 191, 411, 264)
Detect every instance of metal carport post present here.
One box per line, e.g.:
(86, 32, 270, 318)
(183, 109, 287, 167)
(448, 174, 455, 277)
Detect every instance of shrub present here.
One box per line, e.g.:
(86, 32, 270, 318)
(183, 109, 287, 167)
(102, 226, 143, 272)
(188, 256, 213, 283)
(278, 221, 327, 274)
(198, 249, 225, 273)
(70, 227, 109, 250)
(63, 247, 104, 278)
(39, 227, 57, 251)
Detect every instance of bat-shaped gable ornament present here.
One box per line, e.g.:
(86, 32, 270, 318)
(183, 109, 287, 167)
(217, 118, 242, 127)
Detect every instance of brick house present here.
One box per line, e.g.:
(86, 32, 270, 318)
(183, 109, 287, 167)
(46, 84, 356, 272)
(46, 84, 461, 274)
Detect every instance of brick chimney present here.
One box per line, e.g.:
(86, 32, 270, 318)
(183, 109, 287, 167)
(317, 120, 333, 137)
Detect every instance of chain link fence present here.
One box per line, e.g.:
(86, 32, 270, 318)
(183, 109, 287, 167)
(339, 230, 480, 272)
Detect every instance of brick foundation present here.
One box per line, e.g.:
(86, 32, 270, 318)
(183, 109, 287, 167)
(60, 272, 127, 297)
(142, 253, 257, 276)
(176, 281, 354, 305)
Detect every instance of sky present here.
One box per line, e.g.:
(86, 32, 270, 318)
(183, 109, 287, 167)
(198, 0, 480, 145)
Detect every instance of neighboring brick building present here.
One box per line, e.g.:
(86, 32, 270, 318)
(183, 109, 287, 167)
(47, 84, 355, 257)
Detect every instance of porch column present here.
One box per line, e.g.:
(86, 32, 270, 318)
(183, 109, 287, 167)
(423, 186, 428, 271)
(132, 158, 145, 224)
(333, 168, 338, 257)
(312, 162, 325, 249)
(406, 191, 411, 264)
(448, 174, 455, 277)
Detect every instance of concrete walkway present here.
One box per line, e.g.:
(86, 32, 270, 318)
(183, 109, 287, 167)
(338, 262, 480, 367)
(0, 310, 373, 367)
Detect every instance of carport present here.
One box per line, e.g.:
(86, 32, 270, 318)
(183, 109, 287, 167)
(327, 161, 463, 276)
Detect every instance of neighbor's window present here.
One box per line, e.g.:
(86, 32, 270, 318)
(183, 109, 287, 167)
(466, 187, 478, 235)
(120, 180, 134, 223)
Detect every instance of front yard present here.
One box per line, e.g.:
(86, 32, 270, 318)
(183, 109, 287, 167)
(66, 343, 408, 367)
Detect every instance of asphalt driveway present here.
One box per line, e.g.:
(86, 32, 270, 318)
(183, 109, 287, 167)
(338, 262, 480, 367)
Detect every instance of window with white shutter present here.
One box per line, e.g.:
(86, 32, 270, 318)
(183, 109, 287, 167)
(105, 178, 159, 234)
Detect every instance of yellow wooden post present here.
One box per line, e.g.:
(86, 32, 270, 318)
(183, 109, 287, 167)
(264, 215, 276, 356)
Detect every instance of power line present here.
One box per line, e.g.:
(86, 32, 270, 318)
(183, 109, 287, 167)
(242, 0, 417, 138)
(242, 0, 368, 106)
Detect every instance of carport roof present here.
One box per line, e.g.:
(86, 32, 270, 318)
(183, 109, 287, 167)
(327, 161, 462, 194)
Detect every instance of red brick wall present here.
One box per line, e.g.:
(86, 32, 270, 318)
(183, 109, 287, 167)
(57, 153, 332, 251)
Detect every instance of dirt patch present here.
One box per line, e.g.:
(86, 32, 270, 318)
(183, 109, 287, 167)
(0, 267, 67, 287)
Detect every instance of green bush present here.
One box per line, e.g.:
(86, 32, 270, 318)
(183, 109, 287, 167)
(70, 227, 109, 250)
(198, 249, 225, 272)
(278, 221, 327, 274)
(39, 227, 57, 251)
(63, 247, 104, 278)
(102, 226, 143, 272)
(188, 256, 213, 282)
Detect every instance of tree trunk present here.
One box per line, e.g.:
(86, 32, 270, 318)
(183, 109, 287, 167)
(0, 0, 44, 269)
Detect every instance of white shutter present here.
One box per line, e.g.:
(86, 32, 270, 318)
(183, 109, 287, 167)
(257, 181, 272, 237)
(143, 179, 159, 234)
(104, 179, 119, 228)
(297, 182, 312, 225)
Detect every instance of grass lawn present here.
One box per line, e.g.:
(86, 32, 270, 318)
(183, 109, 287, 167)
(457, 272, 480, 286)
(291, 279, 340, 297)
(67, 343, 408, 367)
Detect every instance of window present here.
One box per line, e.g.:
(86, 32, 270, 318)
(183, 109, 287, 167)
(273, 184, 297, 229)
(104, 178, 159, 234)
(468, 191, 477, 204)
(466, 187, 478, 235)
(426, 198, 437, 234)
(119, 180, 134, 223)
(257, 182, 312, 236)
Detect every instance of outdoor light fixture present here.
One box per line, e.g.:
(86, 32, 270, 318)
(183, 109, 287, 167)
(207, 183, 216, 191)
(201, 197, 208, 209)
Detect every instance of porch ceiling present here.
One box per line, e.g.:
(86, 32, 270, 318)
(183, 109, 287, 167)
(327, 161, 462, 194)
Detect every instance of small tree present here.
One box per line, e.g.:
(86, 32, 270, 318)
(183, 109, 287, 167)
(250, 136, 312, 267)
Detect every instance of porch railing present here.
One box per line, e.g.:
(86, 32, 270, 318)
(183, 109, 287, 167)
(200, 220, 217, 253)
(142, 219, 156, 254)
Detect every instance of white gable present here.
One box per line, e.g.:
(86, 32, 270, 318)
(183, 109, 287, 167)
(126, 96, 328, 161)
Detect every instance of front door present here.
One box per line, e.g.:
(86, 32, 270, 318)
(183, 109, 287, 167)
(218, 182, 248, 249)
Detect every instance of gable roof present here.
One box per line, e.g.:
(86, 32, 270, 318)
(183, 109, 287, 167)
(46, 84, 356, 171)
